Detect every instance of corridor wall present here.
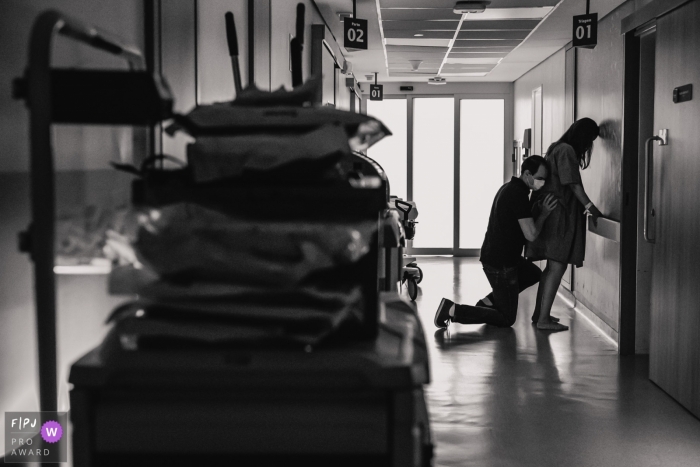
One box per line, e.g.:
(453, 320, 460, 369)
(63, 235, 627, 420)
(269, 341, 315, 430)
(512, 0, 653, 345)
(573, 1, 637, 340)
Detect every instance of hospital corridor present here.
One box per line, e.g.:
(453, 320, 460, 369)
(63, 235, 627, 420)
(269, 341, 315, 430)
(1, 0, 699, 466)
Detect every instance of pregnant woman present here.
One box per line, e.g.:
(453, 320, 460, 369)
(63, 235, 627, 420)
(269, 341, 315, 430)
(527, 118, 602, 331)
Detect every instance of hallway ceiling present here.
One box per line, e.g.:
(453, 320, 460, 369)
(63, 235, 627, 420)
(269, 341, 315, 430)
(313, 0, 627, 83)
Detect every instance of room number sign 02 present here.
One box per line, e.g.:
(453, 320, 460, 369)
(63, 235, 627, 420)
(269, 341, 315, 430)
(572, 13, 597, 49)
(344, 18, 368, 50)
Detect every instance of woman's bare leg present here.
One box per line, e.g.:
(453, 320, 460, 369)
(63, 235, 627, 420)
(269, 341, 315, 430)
(531, 264, 547, 322)
(537, 259, 567, 325)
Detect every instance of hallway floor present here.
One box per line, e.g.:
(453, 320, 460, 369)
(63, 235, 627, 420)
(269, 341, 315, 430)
(410, 257, 700, 467)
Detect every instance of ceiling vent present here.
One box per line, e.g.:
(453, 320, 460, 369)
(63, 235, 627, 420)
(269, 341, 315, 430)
(428, 76, 447, 85)
(453, 1, 491, 14)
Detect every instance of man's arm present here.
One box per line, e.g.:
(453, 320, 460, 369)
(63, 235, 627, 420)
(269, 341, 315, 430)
(518, 193, 557, 242)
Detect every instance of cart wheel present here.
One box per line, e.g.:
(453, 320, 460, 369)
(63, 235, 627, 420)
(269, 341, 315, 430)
(416, 266, 424, 284)
(407, 277, 418, 301)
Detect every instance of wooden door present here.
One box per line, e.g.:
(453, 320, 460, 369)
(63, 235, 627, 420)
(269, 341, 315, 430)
(649, 0, 700, 417)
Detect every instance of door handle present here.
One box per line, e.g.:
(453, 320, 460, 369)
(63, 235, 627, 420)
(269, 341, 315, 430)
(644, 133, 667, 243)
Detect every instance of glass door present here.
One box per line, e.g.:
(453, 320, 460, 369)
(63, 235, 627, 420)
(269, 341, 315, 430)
(459, 98, 505, 251)
(408, 96, 507, 255)
(410, 97, 455, 252)
(366, 98, 408, 200)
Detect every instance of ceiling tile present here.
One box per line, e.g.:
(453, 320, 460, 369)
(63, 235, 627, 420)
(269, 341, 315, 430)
(386, 45, 450, 53)
(444, 57, 501, 64)
(381, 20, 459, 31)
(446, 51, 508, 58)
(384, 38, 452, 46)
(459, 20, 540, 30)
(441, 65, 496, 72)
(384, 30, 458, 39)
(380, 0, 559, 7)
(449, 46, 515, 52)
(381, 9, 457, 21)
(380, 7, 554, 21)
(452, 39, 522, 47)
(456, 30, 530, 40)
(438, 72, 489, 77)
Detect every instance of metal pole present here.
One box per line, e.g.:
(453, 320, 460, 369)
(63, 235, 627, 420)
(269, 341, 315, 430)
(353, 0, 356, 18)
(586, 0, 590, 14)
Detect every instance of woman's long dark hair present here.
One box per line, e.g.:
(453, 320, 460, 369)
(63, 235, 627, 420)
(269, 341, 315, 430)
(546, 117, 599, 169)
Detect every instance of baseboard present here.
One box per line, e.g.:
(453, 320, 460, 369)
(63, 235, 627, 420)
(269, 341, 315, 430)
(556, 287, 619, 347)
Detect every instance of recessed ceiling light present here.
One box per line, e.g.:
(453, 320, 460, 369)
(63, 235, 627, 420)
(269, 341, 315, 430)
(414, 33, 424, 37)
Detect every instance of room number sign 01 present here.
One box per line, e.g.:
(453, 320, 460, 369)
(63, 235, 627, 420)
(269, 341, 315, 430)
(572, 13, 597, 49)
(370, 84, 383, 101)
(344, 18, 368, 50)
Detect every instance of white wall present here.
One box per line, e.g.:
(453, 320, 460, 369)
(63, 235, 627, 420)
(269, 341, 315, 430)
(513, 48, 566, 158)
(198, 0, 249, 104)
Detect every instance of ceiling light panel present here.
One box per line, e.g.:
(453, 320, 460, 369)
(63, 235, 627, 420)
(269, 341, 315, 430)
(386, 45, 450, 53)
(381, 20, 460, 31)
(391, 72, 448, 77)
(380, 7, 553, 21)
(463, 7, 554, 20)
(442, 62, 497, 69)
(458, 20, 540, 29)
(439, 72, 489, 77)
(385, 30, 463, 39)
(380, 0, 559, 8)
(385, 38, 452, 46)
(452, 39, 522, 47)
(456, 30, 531, 40)
(446, 51, 508, 58)
(381, 9, 460, 21)
(449, 46, 515, 52)
(444, 57, 502, 64)
(388, 52, 448, 60)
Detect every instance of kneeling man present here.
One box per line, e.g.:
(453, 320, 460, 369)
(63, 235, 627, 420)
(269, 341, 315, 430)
(434, 155, 566, 331)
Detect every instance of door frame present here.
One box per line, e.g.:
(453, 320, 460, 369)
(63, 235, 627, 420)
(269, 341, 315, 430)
(619, 21, 658, 355)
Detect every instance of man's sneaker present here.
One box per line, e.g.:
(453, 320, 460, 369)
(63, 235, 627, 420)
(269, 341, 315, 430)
(434, 298, 454, 329)
(475, 299, 496, 309)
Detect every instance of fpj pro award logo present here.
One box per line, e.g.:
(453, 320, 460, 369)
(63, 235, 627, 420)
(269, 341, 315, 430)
(5, 412, 67, 463)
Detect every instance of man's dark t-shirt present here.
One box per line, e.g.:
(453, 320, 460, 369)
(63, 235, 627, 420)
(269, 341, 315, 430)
(480, 177, 532, 268)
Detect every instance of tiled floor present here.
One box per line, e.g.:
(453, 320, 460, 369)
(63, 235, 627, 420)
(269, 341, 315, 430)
(408, 257, 700, 467)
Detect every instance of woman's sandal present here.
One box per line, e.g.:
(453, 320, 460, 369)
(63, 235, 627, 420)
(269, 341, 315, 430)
(536, 321, 569, 331)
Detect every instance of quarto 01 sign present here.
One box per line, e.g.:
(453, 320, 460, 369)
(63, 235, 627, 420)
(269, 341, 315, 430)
(572, 13, 597, 49)
(370, 84, 383, 101)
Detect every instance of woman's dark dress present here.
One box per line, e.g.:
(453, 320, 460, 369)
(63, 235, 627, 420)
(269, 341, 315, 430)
(526, 142, 587, 267)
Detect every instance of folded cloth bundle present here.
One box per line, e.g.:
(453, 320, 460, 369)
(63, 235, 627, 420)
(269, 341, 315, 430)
(108, 284, 363, 346)
(133, 203, 376, 286)
(188, 124, 351, 183)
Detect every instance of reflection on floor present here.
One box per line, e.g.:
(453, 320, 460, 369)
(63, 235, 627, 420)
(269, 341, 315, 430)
(409, 257, 700, 467)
